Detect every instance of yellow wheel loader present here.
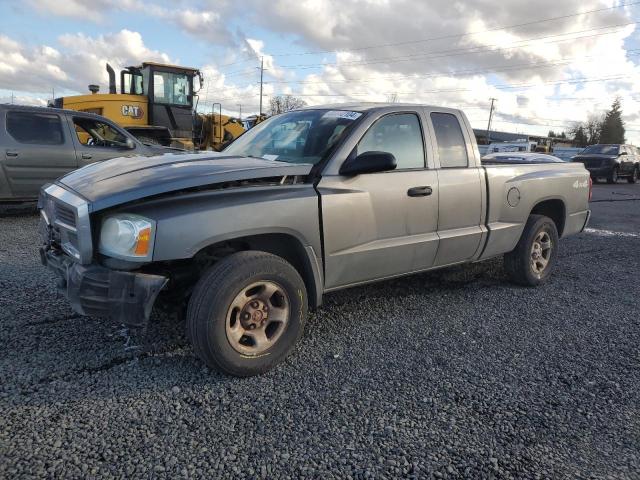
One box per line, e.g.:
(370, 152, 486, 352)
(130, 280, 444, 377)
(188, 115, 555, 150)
(52, 62, 247, 151)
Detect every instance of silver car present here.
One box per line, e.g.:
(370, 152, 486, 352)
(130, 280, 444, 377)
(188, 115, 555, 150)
(0, 104, 177, 202)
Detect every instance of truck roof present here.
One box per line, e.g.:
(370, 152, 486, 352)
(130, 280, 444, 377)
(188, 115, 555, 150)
(0, 103, 109, 121)
(299, 102, 463, 114)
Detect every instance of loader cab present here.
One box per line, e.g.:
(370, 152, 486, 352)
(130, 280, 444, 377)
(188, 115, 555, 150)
(120, 62, 202, 140)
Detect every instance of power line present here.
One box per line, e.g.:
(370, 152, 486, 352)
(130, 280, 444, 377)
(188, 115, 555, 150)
(213, 68, 258, 78)
(276, 22, 636, 69)
(263, 74, 635, 98)
(264, 1, 640, 57)
(264, 50, 640, 86)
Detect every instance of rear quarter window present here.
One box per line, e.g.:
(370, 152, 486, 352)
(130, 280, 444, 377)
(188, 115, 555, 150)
(430, 112, 468, 168)
(6, 111, 65, 145)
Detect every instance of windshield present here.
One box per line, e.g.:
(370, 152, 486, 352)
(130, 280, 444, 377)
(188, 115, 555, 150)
(153, 71, 190, 106)
(582, 145, 619, 155)
(223, 109, 363, 164)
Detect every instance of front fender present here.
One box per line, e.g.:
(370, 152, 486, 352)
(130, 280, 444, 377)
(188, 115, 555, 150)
(134, 185, 320, 260)
(118, 184, 324, 305)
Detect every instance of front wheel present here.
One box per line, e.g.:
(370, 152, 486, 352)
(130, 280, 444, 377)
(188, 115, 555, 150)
(628, 167, 638, 184)
(186, 251, 308, 377)
(607, 167, 619, 184)
(504, 214, 559, 286)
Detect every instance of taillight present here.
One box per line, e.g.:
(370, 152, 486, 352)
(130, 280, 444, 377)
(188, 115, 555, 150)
(588, 176, 593, 201)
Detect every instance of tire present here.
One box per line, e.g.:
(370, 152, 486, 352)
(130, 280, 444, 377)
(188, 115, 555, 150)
(504, 214, 559, 287)
(186, 251, 308, 377)
(607, 167, 619, 184)
(628, 167, 638, 184)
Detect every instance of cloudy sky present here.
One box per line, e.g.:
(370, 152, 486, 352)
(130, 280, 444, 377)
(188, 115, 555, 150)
(1, 0, 640, 141)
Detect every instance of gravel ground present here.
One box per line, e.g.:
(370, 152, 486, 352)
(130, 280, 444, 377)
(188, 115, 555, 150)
(1, 183, 639, 479)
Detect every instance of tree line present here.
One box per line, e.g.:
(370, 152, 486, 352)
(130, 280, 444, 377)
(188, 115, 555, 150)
(568, 98, 626, 147)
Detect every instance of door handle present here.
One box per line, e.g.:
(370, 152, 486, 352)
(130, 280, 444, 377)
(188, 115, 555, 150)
(81, 153, 92, 160)
(407, 186, 433, 197)
(6, 150, 18, 157)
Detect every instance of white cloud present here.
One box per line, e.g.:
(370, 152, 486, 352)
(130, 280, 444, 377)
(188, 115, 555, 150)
(0, 30, 171, 95)
(25, 0, 132, 22)
(25, 0, 235, 44)
(7, 0, 640, 141)
(236, 0, 640, 140)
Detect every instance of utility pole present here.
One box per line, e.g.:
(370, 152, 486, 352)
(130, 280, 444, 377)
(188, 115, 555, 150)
(10, 92, 15, 104)
(237, 103, 242, 121)
(486, 97, 497, 144)
(258, 56, 264, 117)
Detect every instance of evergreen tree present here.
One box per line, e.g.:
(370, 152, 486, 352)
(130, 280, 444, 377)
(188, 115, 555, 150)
(571, 125, 588, 148)
(599, 97, 625, 144)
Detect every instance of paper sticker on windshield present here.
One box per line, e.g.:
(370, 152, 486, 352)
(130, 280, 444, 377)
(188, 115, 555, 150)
(262, 154, 279, 161)
(323, 110, 362, 121)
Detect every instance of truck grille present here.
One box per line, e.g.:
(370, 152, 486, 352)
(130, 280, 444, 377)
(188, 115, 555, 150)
(41, 185, 92, 264)
(54, 203, 77, 228)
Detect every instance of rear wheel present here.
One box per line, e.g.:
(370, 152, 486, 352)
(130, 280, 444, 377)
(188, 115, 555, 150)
(504, 215, 559, 286)
(186, 251, 307, 377)
(628, 167, 638, 184)
(607, 167, 619, 184)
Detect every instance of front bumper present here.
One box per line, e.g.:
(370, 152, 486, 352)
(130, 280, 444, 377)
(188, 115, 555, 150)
(41, 248, 168, 327)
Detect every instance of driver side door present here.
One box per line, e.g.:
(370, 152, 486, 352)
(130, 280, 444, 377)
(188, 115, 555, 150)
(67, 115, 140, 166)
(318, 111, 440, 289)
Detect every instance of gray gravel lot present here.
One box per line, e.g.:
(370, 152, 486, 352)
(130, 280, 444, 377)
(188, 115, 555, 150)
(1, 184, 639, 479)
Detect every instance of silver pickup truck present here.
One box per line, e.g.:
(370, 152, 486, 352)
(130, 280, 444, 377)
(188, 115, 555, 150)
(39, 104, 591, 376)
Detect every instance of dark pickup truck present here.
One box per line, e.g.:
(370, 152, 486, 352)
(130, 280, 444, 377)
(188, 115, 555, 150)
(0, 104, 178, 201)
(572, 144, 639, 184)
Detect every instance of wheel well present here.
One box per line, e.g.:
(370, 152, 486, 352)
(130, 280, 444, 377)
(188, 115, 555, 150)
(530, 199, 566, 237)
(192, 234, 320, 309)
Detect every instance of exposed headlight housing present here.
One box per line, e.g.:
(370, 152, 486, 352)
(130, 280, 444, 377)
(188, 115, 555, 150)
(99, 214, 155, 262)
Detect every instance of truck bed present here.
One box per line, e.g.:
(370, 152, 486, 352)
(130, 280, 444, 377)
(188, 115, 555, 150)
(479, 162, 590, 259)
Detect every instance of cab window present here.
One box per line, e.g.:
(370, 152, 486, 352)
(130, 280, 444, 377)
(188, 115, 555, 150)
(72, 117, 130, 148)
(430, 112, 469, 168)
(123, 73, 143, 95)
(153, 71, 189, 105)
(357, 113, 425, 169)
(6, 111, 64, 145)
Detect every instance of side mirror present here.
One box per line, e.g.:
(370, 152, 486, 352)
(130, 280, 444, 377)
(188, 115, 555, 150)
(125, 138, 136, 149)
(619, 151, 627, 156)
(340, 151, 397, 176)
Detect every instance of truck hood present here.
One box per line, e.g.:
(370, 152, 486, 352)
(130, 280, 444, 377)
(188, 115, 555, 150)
(58, 151, 313, 212)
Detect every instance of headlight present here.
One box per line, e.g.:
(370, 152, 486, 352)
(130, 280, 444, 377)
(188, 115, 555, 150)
(99, 214, 155, 261)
